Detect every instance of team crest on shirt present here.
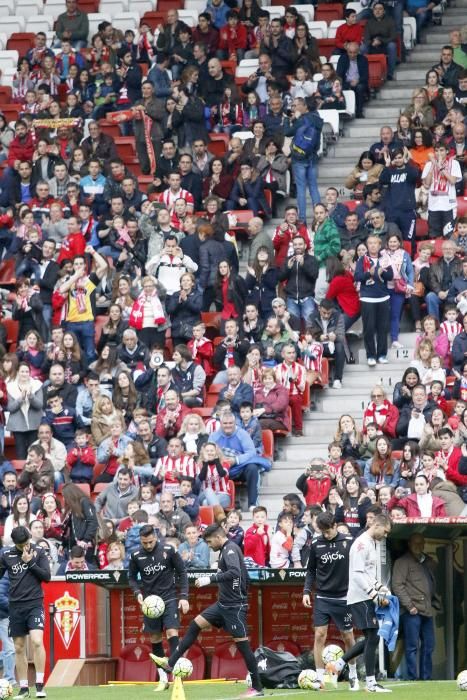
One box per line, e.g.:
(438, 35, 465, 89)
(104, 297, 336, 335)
(343, 542, 347, 548)
(163, 552, 167, 559)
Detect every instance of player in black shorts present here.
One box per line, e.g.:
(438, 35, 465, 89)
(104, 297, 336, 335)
(128, 524, 189, 692)
(302, 512, 358, 690)
(0, 526, 51, 700)
(151, 524, 263, 698)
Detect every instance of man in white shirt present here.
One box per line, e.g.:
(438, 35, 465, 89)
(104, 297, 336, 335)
(146, 235, 197, 294)
(422, 142, 462, 238)
(326, 514, 392, 693)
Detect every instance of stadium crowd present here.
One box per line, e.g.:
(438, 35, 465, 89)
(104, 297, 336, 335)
(0, 0, 463, 585)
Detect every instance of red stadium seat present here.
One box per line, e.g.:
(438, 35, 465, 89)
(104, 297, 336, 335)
(457, 197, 467, 217)
(317, 38, 338, 59)
(272, 406, 291, 438)
(94, 315, 108, 344)
(4, 436, 15, 460)
(220, 60, 236, 75)
(98, 120, 121, 138)
(315, 3, 344, 22)
(445, 399, 456, 417)
(200, 311, 221, 339)
(314, 357, 329, 387)
(227, 480, 235, 509)
(0, 259, 15, 285)
(415, 218, 428, 239)
(137, 175, 153, 193)
(6, 33, 35, 55)
(79, 0, 99, 11)
(3, 319, 19, 348)
(158, 0, 184, 10)
(199, 506, 215, 526)
(116, 644, 157, 682)
(391, 451, 402, 460)
(141, 12, 166, 30)
(262, 429, 274, 461)
(115, 136, 137, 160)
(211, 641, 248, 679)
(205, 393, 219, 408)
(264, 639, 301, 655)
(208, 383, 225, 395)
(207, 140, 227, 157)
(11, 460, 26, 473)
(185, 643, 206, 680)
(0, 87, 12, 103)
(92, 481, 108, 495)
(190, 407, 213, 419)
(367, 55, 387, 90)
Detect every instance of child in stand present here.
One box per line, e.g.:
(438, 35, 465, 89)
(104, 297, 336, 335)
(299, 331, 324, 387)
(66, 428, 97, 484)
(422, 354, 446, 387)
(275, 343, 307, 437)
(211, 87, 243, 135)
(244, 505, 270, 567)
(21, 89, 40, 116)
(450, 215, 467, 256)
(117, 499, 141, 535)
(290, 65, 316, 100)
(225, 509, 244, 547)
(269, 512, 294, 569)
(320, 77, 346, 110)
(238, 401, 263, 455)
(242, 92, 266, 129)
(139, 483, 159, 518)
(428, 379, 449, 415)
(448, 399, 466, 430)
(136, 24, 154, 63)
(188, 322, 215, 378)
(205, 400, 231, 434)
(176, 475, 200, 522)
(295, 459, 332, 505)
(359, 422, 380, 462)
(325, 441, 344, 480)
(291, 506, 315, 568)
(440, 304, 463, 346)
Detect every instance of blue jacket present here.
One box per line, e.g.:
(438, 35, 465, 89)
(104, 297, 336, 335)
(147, 64, 173, 98)
(219, 381, 254, 416)
(376, 594, 400, 651)
(178, 539, 210, 569)
(0, 573, 9, 619)
(237, 415, 263, 455)
(284, 111, 324, 162)
(363, 461, 400, 489)
(211, 426, 271, 475)
(205, 0, 229, 28)
(354, 255, 394, 300)
(336, 53, 369, 89)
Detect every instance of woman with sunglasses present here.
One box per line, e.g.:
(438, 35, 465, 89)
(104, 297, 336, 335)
(362, 386, 399, 440)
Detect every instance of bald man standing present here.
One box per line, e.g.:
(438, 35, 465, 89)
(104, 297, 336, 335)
(247, 217, 274, 265)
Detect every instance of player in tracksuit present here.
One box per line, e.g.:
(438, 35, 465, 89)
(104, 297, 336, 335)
(302, 512, 358, 690)
(0, 526, 51, 700)
(128, 525, 189, 692)
(151, 523, 264, 698)
(379, 149, 419, 255)
(326, 514, 392, 694)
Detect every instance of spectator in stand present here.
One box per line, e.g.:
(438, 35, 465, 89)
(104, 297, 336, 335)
(95, 467, 139, 524)
(273, 206, 311, 268)
(432, 45, 463, 89)
(0, 471, 21, 525)
(62, 483, 98, 561)
(55, 0, 89, 49)
(307, 300, 347, 390)
(260, 17, 296, 78)
(312, 204, 342, 301)
(422, 142, 463, 239)
(336, 42, 369, 119)
(253, 368, 290, 433)
(362, 3, 397, 80)
(6, 362, 43, 459)
(7, 121, 35, 170)
(218, 366, 254, 416)
(425, 239, 462, 319)
(363, 386, 400, 440)
(396, 384, 437, 444)
(354, 235, 393, 366)
(275, 344, 307, 437)
(244, 505, 271, 566)
(333, 9, 364, 56)
(178, 524, 210, 569)
(155, 390, 190, 441)
(325, 257, 361, 331)
(284, 97, 323, 223)
(196, 442, 232, 510)
(66, 428, 96, 485)
(279, 235, 319, 327)
(388, 476, 446, 518)
(363, 436, 400, 490)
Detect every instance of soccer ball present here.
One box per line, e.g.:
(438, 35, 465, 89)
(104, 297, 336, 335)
(0, 680, 13, 699)
(173, 658, 193, 679)
(457, 670, 467, 690)
(322, 644, 344, 666)
(298, 669, 318, 690)
(141, 595, 165, 619)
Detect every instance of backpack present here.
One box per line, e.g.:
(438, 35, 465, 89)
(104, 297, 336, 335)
(291, 116, 323, 160)
(253, 646, 301, 689)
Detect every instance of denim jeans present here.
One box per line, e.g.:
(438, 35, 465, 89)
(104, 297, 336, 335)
(0, 618, 16, 683)
(388, 288, 406, 341)
(291, 158, 320, 223)
(362, 40, 397, 78)
(425, 291, 443, 320)
(401, 612, 435, 680)
(200, 488, 231, 508)
(42, 303, 52, 331)
(65, 320, 96, 362)
(286, 296, 316, 326)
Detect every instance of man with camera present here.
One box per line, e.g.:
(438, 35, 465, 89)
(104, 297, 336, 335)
(307, 300, 347, 390)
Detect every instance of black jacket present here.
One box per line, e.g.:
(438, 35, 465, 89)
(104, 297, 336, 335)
(336, 53, 369, 89)
(35, 259, 60, 306)
(64, 496, 98, 548)
(135, 434, 168, 466)
(117, 341, 150, 371)
(245, 268, 278, 320)
(396, 400, 437, 438)
(279, 254, 319, 301)
(165, 289, 203, 340)
(210, 539, 248, 606)
(214, 273, 248, 317)
(213, 336, 250, 371)
(304, 532, 354, 598)
(0, 543, 50, 604)
(128, 539, 188, 601)
(199, 238, 238, 289)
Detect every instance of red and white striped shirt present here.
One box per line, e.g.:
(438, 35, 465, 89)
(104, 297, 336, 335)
(158, 188, 194, 212)
(302, 341, 324, 372)
(153, 455, 197, 495)
(275, 361, 307, 396)
(440, 320, 462, 350)
(199, 461, 231, 495)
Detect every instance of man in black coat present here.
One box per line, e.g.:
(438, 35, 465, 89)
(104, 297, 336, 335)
(336, 42, 369, 118)
(32, 239, 59, 332)
(278, 235, 319, 327)
(396, 384, 436, 443)
(179, 154, 203, 212)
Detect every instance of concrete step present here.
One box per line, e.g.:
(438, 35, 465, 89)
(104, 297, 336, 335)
(378, 86, 418, 100)
(356, 347, 417, 364)
(395, 68, 435, 81)
(319, 395, 369, 413)
(364, 105, 403, 118)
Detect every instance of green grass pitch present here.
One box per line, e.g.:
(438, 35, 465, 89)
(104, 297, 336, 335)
(42, 681, 464, 700)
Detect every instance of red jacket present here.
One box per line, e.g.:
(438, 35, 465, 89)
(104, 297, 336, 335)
(326, 272, 361, 317)
(335, 23, 364, 50)
(244, 523, 271, 566)
(273, 224, 311, 267)
(387, 493, 446, 518)
(57, 231, 86, 263)
(445, 447, 467, 486)
(7, 132, 35, 166)
(155, 404, 190, 440)
(297, 474, 332, 505)
(187, 337, 215, 377)
(218, 23, 248, 53)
